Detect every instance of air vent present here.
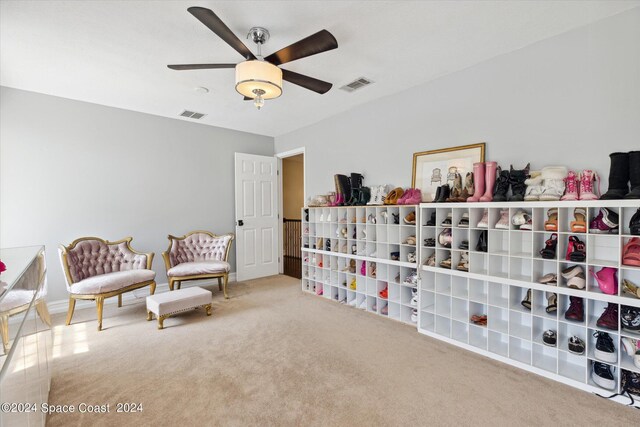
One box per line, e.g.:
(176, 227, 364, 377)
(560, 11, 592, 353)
(179, 110, 206, 119)
(340, 77, 374, 92)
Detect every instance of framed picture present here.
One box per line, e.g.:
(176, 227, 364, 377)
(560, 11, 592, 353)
(412, 143, 486, 202)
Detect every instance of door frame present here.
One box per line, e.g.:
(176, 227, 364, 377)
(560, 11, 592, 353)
(275, 147, 306, 274)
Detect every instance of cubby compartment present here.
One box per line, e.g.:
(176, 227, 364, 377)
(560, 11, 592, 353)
(421, 291, 435, 313)
(587, 234, 619, 267)
(488, 255, 508, 279)
(488, 306, 509, 334)
(435, 315, 451, 337)
(532, 316, 558, 346)
(533, 343, 558, 373)
(587, 299, 617, 330)
(420, 312, 435, 332)
(469, 324, 488, 350)
(533, 232, 557, 260)
(587, 360, 618, 391)
(451, 297, 469, 323)
(435, 273, 451, 295)
(532, 259, 558, 284)
(436, 294, 451, 317)
(469, 252, 488, 275)
(488, 230, 509, 255)
(558, 351, 587, 383)
(488, 331, 509, 357)
(620, 268, 640, 301)
(509, 310, 532, 341)
(510, 229, 533, 258)
(558, 294, 586, 326)
(509, 257, 532, 282)
(452, 320, 469, 344)
(587, 328, 619, 363)
(451, 275, 468, 299)
(509, 337, 532, 364)
(488, 282, 509, 308)
(621, 206, 640, 235)
(558, 322, 587, 356)
(532, 289, 558, 320)
(468, 279, 487, 303)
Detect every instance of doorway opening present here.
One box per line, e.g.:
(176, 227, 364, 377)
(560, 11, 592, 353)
(281, 153, 304, 279)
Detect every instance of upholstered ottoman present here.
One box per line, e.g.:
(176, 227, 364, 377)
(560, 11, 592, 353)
(146, 287, 212, 329)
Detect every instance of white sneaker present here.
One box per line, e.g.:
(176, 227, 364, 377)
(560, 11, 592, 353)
(477, 209, 489, 228)
(348, 298, 357, 307)
(410, 309, 418, 323)
(410, 295, 418, 307)
(411, 287, 418, 297)
(622, 337, 640, 369)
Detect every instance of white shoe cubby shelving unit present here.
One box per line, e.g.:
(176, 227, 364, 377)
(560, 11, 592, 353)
(418, 200, 640, 406)
(301, 205, 419, 325)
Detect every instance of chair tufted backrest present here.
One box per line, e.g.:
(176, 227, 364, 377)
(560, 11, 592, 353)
(169, 233, 232, 267)
(64, 239, 148, 284)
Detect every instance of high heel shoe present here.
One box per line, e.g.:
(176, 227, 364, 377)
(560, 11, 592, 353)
(476, 230, 488, 252)
(546, 293, 558, 313)
(540, 233, 558, 259)
(623, 279, 640, 299)
(521, 289, 532, 310)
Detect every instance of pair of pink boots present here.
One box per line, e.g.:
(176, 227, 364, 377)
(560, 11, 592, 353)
(561, 170, 600, 201)
(467, 162, 498, 202)
(398, 188, 422, 204)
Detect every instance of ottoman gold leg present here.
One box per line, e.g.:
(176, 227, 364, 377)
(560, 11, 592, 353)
(204, 304, 212, 316)
(157, 315, 167, 330)
(146, 311, 153, 321)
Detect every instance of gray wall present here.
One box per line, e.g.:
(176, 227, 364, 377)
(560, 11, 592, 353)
(0, 87, 274, 302)
(275, 8, 640, 197)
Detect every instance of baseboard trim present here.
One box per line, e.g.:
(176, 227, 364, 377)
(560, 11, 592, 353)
(47, 274, 237, 315)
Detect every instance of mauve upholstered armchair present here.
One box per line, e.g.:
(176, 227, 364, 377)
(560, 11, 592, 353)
(59, 237, 156, 331)
(162, 231, 234, 298)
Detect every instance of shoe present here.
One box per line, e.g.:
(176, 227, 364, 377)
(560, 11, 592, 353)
(410, 294, 418, 307)
(539, 233, 558, 259)
(578, 170, 599, 200)
(622, 237, 640, 267)
(570, 208, 587, 233)
(404, 211, 416, 224)
(630, 208, 640, 235)
(566, 273, 586, 290)
(623, 279, 640, 299)
(565, 236, 586, 262)
(544, 208, 558, 232)
(405, 188, 423, 204)
(539, 166, 568, 201)
(407, 251, 417, 263)
(436, 185, 450, 203)
(590, 267, 618, 295)
(315, 285, 323, 296)
(565, 297, 584, 322)
(626, 151, 640, 199)
(390, 252, 400, 261)
(441, 212, 453, 226)
(568, 336, 586, 355)
(459, 172, 474, 201)
(477, 209, 489, 228)
(600, 152, 630, 199)
(492, 167, 510, 202)
(348, 298, 357, 307)
(524, 171, 543, 201)
(381, 305, 388, 315)
(590, 207, 619, 234)
(396, 188, 412, 205)
(394, 272, 400, 283)
(369, 262, 377, 278)
(392, 213, 399, 224)
(404, 235, 417, 245)
(561, 264, 583, 279)
(457, 252, 469, 272)
(593, 332, 617, 363)
(424, 253, 436, 267)
(384, 188, 404, 205)
(470, 314, 487, 326)
(379, 286, 388, 299)
(512, 210, 532, 230)
(495, 210, 509, 229)
(403, 271, 418, 286)
(440, 254, 452, 269)
(438, 228, 452, 248)
(621, 305, 640, 333)
(411, 309, 418, 323)
(459, 240, 469, 250)
(508, 164, 530, 201)
(546, 293, 558, 313)
(592, 362, 616, 390)
(446, 174, 465, 202)
(424, 237, 436, 247)
(538, 273, 557, 285)
(372, 301, 377, 312)
(458, 213, 470, 228)
(561, 170, 579, 201)
(521, 289, 532, 310)
(425, 211, 436, 226)
(467, 162, 485, 202)
(479, 162, 498, 202)
(412, 287, 418, 297)
(476, 230, 488, 252)
(596, 303, 618, 330)
(542, 330, 557, 347)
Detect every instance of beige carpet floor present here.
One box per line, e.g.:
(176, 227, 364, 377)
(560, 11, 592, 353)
(47, 275, 638, 426)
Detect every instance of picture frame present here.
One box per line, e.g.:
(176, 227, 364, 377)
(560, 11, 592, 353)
(412, 143, 486, 202)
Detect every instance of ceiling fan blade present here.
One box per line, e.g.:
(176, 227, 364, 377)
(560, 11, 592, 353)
(265, 30, 337, 66)
(167, 64, 236, 70)
(187, 7, 256, 60)
(244, 96, 252, 101)
(281, 69, 332, 94)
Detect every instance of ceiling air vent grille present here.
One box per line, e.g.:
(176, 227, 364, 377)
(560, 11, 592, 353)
(179, 110, 206, 119)
(340, 77, 374, 92)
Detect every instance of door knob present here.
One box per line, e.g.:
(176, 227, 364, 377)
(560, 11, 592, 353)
(237, 220, 244, 226)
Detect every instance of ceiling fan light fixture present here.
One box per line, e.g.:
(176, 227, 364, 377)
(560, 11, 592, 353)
(235, 60, 282, 101)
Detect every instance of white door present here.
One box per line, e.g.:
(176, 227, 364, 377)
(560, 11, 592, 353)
(234, 153, 279, 281)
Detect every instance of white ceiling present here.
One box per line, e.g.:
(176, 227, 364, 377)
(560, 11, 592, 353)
(1, 1, 638, 137)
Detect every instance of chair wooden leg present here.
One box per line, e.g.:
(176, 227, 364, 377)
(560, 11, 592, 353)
(65, 298, 76, 326)
(169, 278, 175, 291)
(0, 315, 9, 353)
(223, 274, 229, 299)
(177, 281, 181, 290)
(35, 300, 52, 326)
(150, 281, 156, 295)
(118, 294, 122, 308)
(95, 296, 105, 331)
(218, 277, 222, 291)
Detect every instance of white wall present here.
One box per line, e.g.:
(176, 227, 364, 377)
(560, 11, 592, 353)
(275, 8, 640, 197)
(0, 87, 274, 302)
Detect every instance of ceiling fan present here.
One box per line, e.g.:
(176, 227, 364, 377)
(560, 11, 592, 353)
(168, 7, 338, 110)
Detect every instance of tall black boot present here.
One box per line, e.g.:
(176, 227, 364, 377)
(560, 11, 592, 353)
(601, 152, 630, 200)
(346, 173, 363, 205)
(336, 175, 350, 206)
(509, 163, 530, 202)
(625, 151, 640, 199)
(493, 168, 510, 202)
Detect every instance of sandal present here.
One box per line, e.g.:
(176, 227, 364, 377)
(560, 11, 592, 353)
(622, 237, 640, 267)
(546, 293, 558, 313)
(470, 314, 487, 326)
(544, 208, 558, 231)
(440, 254, 452, 269)
(540, 233, 558, 259)
(566, 235, 586, 262)
(383, 187, 404, 205)
(438, 228, 452, 248)
(623, 279, 640, 299)
(424, 253, 436, 267)
(521, 289, 532, 310)
(570, 207, 587, 233)
(457, 252, 469, 272)
(404, 235, 417, 245)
